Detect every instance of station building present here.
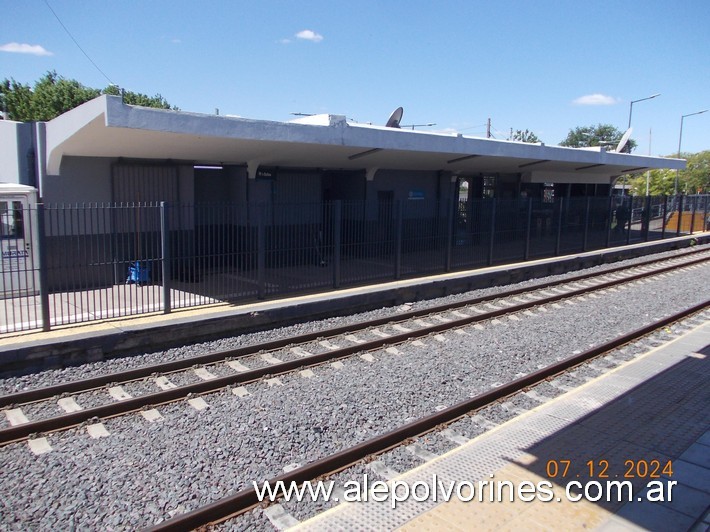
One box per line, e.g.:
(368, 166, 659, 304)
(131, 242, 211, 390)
(0, 94, 685, 209)
(0, 95, 693, 329)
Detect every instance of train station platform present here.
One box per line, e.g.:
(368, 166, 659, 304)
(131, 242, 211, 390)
(295, 321, 710, 531)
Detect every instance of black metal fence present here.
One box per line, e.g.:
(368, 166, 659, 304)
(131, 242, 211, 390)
(1, 195, 708, 333)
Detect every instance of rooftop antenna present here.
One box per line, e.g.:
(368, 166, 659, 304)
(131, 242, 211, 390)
(385, 107, 403, 128)
(614, 127, 633, 153)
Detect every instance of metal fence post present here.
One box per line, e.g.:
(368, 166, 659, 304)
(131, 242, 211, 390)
(643, 195, 651, 242)
(555, 197, 564, 256)
(445, 198, 454, 272)
(624, 198, 634, 246)
(524, 197, 532, 260)
(487, 199, 496, 266)
(704, 195, 709, 233)
(257, 206, 266, 300)
(606, 196, 613, 248)
(676, 195, 684, 237)
(582, 197, 590, 251)
(332, 201, 341, 288)
(395, 200, 403, 280)
(160, 201, 171, 314)
(661, 196, 668, 239)
(689, 195, 697, 234)
(36, 203, 51, 332)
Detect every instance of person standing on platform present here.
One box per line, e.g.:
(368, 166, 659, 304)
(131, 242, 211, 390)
(615, 200, 629, 235)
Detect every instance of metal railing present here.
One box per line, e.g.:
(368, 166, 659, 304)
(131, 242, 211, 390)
(1, 195, 708, 333)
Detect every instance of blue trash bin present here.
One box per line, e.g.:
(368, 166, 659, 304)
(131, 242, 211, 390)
(126, 261, 150, 284)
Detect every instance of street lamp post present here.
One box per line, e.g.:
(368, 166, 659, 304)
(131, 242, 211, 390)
(675, 109, 708, 196)
(628, 93, 661, 129)
(622, 93, 660, 197)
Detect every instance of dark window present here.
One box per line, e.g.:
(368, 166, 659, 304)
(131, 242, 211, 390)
(0, 201, 24, 239)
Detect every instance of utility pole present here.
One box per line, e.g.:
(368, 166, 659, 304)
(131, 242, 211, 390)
(486, 118, 491, 138)
(645, 128, 651, 196)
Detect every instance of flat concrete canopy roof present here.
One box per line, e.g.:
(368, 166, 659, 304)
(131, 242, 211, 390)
(45, 95, 685, 182)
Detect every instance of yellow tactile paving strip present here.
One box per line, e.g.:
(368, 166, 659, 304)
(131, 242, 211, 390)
(396, 463, 609, 531)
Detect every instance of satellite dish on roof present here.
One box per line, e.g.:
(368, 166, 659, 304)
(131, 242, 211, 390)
(614, 127, 633, 153)
(385, 107, 404, 128)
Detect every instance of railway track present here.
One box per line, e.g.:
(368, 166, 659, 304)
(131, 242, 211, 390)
(1, 249, 709, 445)
(1, 246, 709, 530)
(145, 299, 710, 531)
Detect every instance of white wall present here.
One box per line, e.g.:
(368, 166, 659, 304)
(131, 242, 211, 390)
(0, 120, 34, 185)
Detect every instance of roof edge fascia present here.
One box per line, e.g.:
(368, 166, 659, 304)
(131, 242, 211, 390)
(99, 95, 686, 172)
(45, 95, 110, 174)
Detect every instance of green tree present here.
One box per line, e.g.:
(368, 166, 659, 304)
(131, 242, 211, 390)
(0, 71, 177, 121)
(0, 78, 33, 121)
(30, 71, 100, 121)
(559, 123, 637, 152)
(512, 129, 541, 143)
(628, 150, 709, 196)
(629, 168, 676, 196)
(683, 150, 710, 194)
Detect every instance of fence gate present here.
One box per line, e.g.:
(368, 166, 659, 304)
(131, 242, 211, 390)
(111, 163, 181, 272)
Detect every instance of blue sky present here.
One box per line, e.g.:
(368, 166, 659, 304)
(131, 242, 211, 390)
(2, 0, 709, 156)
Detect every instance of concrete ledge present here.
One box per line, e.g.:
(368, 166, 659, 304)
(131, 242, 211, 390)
(1, 235, 707, 377)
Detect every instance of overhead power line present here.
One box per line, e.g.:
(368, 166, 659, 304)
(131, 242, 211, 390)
(43, 0, 115, 86)
(456, 123, 488, 132)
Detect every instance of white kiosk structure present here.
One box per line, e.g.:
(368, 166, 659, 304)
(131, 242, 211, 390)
(0, 183, 40, 297)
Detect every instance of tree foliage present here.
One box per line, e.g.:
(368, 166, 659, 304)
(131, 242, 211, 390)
(628, 150, 710, 196)
(0, 78, 33, 121)
(628, 168, 675, 196)
(1, 71, 177, 122)
(512, 129, 541, 143)
(31, 71, 101, 121)
(683, 150, 710, 194)
(559, 123, 637, 152)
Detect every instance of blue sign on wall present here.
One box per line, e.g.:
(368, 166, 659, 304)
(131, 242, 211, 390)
(408, 190, 425, 200)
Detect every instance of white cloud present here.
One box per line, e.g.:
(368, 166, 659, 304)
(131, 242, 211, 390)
(0, 42, 53, 56)
(295, 30, 323, 43)
(572, 93, 619, 106)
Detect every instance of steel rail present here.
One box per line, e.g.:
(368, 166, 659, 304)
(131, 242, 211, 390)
(0, 255, 707, 445)
(144, 299, 710, 531)
(2, 249, 708, 409)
